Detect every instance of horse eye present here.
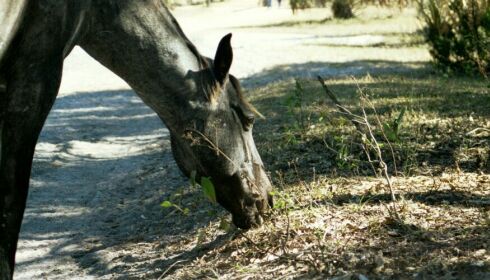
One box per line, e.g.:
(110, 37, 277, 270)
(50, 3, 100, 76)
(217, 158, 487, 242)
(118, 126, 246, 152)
(231, 104, 254, 131)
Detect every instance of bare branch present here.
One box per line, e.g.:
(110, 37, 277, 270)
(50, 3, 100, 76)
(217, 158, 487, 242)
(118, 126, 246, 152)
(317, 75, 401, 221)
(317, 76, 365, 134)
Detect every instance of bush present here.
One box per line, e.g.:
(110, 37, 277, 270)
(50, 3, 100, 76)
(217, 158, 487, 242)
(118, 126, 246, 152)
(417, 0, 490, 77)
(290, 0, 328, 13)
(332, 0, 355, 18)
(290, 0, 312, 13)
(289, 0, 410, 15)
(315, 0, 329, 7)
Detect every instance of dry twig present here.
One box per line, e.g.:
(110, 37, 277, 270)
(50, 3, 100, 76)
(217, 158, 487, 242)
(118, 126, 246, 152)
(317, 76, 365, 133)
(317, 75, 401, 221)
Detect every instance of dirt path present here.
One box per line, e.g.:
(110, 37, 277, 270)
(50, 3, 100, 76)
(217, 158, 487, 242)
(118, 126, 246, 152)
(15, 1, 429, 279)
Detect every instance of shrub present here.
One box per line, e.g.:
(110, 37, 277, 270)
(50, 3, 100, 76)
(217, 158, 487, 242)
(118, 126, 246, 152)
(332, 0, 355, 18)
(417, 0, 490, 77)
(289, 0, 410, 15)
(290, 0, 313, 13)
(315, 0, 329, 7)
(290, 0, 328, 13)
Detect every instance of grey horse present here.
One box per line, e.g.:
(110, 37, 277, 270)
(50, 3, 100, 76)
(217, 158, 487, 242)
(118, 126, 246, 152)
(0, 0, 273, 278)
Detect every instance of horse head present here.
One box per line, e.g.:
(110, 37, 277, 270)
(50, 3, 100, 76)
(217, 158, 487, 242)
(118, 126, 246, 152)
(170, 34, 273, 229)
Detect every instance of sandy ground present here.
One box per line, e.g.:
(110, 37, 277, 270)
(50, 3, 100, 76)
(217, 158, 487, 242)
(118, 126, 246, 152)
(14, 1, 430, 279)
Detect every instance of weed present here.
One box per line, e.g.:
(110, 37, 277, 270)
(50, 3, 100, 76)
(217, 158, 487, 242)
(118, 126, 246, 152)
(285, 79, 309, 133)
(382, 107, 406, 143)
(160, 198, 190, 216)
(160, 170, 217, 217)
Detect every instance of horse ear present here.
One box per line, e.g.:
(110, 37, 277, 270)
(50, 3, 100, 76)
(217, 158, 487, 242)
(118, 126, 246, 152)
(213, 33, 233, 85)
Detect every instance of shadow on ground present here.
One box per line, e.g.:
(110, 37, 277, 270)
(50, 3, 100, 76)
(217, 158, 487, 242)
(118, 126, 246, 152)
(235, 17, 332, 29)
(18, 90, 226, 279)
(241, 60, 430, 88)
(330, 189, 490, 208)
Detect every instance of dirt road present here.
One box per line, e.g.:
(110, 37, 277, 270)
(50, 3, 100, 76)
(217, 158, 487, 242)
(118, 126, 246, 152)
(15, 1, 429, 279)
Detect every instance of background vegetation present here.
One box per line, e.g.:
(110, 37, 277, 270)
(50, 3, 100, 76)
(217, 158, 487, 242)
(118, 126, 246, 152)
(417, 0, 490, 77)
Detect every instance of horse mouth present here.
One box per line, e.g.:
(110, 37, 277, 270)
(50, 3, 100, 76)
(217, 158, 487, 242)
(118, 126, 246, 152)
(232, 211, 264, 229)
(221, 167, 273, 229)
(231, 194, 272, 229)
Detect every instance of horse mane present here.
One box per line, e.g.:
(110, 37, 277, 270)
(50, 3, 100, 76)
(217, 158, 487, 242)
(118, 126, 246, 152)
(229, 75, 264, 119)
(165, 9, 210, 69)
(165, 6, 260, 115)
(163, 10, 222, 101)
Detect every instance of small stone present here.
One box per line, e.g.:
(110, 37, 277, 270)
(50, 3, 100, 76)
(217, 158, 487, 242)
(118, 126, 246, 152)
(375, 254, 385, 268)
(474, 249, 486, 257)
(51, 160, 63, 167)
(358, 274, 369, 280)
(472, 261, 485, 267)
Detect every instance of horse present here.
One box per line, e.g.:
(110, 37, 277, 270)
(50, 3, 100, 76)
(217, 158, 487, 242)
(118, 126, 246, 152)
(0, 0, 273, 278)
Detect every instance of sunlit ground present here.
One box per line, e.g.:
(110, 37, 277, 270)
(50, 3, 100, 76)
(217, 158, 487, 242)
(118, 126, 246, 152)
(174, 1, 430, 81)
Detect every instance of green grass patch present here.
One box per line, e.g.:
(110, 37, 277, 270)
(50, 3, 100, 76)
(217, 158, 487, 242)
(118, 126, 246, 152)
(250, 73, 489, 182)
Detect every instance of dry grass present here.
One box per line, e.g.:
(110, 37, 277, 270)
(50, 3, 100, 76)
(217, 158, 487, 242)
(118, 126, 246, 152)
(161, 174, 488, 279)
(154, 4, 489, 279)
(156, 73, 489, 279)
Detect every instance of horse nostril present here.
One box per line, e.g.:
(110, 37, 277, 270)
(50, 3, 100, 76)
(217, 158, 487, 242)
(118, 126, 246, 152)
(255, 199, 264, 211)
(267, 194, 274, 208)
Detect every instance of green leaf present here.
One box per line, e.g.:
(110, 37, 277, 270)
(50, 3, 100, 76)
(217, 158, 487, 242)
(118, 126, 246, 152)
(200, 177, 217, 204)
(274, 199, 286, 210)
(395, 108, 406, 129)
(383, 122, 397, 142)
(219, 217, 231, 231)
(160, 201, 173, 208)
(196, 229, 206, 245)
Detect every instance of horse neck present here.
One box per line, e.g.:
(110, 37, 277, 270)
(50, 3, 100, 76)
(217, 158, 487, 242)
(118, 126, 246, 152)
(78, 0, 204, 131)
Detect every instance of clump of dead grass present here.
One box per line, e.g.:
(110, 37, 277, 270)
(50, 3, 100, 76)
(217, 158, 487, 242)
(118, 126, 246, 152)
(158, 73, 489, 279)
(162, 173, 489, 279)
